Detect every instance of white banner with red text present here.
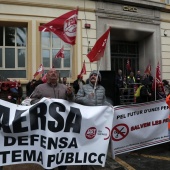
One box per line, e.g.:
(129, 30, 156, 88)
(111, 99, 170, 156)
(0, 98, 113, 168)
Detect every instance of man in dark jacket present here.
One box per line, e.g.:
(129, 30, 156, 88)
(73, 75, 85, 94)
(136, 76, 152, 103)
(26, 79, 36, 97)
(75, 70, 109, 106)
(30, 68, 74, 170)
(135, 70, 142, 84)
(115, 69, 123, 105)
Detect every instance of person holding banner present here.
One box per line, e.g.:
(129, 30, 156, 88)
(0, 80, 23, 170)
(75, 70, 110, 170)
(75, 70, 109, 106)
(30, 68, 74, 170)
(30, 68, 74, 104)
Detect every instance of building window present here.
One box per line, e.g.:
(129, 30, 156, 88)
(41, 32, 71, 77)
(166, 0, 170, 4)
(0, 26, 27, 80)
(111, 41, 139, 75)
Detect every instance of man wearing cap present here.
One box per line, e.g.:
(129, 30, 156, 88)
(75, 71, 110, 170)
(75, 70, 109, 106)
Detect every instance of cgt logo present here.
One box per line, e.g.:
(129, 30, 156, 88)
(85, 127, 97, 139)
(64, 14, 77, 37)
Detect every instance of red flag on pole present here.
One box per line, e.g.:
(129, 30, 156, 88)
(87, 27, 110, 62)
(155, 62, 162, 84)
(78, 60, 86, 77)
(126, 59, 131, 71)
(144, 63, 151, 75)
(42, 73, 47, 83)
(33, 64, 44, 78)
(55, 46, 64, 58)
(39, 8, 78, 45)
(152, 62, 163, 91)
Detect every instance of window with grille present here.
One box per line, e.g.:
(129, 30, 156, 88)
(0, 26, 27, 80)
(41, 32, 72, 77)
(111, 41, 139, 75)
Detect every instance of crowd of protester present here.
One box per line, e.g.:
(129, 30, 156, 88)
(0, 69, 169, 107)
(115, 69, 170, 105)
(0, 79, 23, 104)
(0, 69, 169, 170)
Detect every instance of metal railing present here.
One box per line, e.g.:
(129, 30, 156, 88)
(119, 83, 141, 105)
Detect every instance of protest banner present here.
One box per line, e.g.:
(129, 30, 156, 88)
(0, 98, 113, 169)
(111, 99, 169, 156)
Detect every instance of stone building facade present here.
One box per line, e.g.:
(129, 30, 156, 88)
(1, 0, 170, 87)
(0, 0, 96, 87)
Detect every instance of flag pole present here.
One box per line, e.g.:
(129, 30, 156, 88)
(58, 70, 62, 83)
(154, 75, 156, 101)
(68, 49, 74, 86)
(154, 61, 157, 101)
(68, 70, 71, 86)
(93, 59, 102, 94)
(90, 62, 92, 72)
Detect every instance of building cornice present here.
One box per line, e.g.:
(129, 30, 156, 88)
(0, 0, 95, 12)
(92, 0, 168, 11)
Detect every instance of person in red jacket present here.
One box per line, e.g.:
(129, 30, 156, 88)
(0, 80, 23, 170)
(0, 81, 22, 104)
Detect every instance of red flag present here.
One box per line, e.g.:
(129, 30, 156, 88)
(39, 9, 78, 45)
(87, 27, 110, 62)
(78, 61, 86, 77)
(144, 63, 151, 75)
(42, 73, 47, 83)
(55, 46, 64, 58)
(126, 59, 131, 71)
(33, 64, 44, 78)
(152, 62, 163, 91)
(155, 62, 162, 85)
